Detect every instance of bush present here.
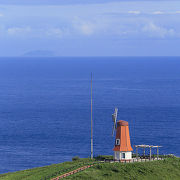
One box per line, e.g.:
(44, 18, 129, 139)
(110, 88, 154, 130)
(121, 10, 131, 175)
(111, 167, 119, 173)
(95, 164, 103, 169)
(95, 155, 113, 161)
(72, 156, 80, 161)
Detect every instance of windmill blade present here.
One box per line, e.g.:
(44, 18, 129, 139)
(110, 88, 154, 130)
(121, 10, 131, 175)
(112, 108, 118, 136)
(112, 121, 116, 136)
(114, 108, 118, 123)
(112, 108, 118, 124)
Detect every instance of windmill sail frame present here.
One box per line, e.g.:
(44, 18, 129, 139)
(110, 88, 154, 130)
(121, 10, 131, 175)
(112, 108, 118, 136)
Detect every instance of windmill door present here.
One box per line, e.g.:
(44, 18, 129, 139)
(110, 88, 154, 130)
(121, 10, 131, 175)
(116, 152, 120, 160)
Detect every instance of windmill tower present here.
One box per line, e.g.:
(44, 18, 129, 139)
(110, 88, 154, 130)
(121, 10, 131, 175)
(112, 108, 133, 161)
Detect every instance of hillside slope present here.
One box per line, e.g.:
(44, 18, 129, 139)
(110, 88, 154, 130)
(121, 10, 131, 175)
(66, 158, 180, 180)
(0, 158, 179, 180)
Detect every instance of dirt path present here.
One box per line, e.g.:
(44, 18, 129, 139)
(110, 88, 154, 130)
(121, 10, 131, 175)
(51, 164, 94, 180)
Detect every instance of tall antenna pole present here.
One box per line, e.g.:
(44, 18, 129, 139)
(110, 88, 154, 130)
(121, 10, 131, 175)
(91, 73, 93, 159)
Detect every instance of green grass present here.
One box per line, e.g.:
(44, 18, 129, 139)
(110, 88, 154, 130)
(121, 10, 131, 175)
(66, 157, 180, 180)
(0, 158, 94, 180)
(0, 157, 180, 180)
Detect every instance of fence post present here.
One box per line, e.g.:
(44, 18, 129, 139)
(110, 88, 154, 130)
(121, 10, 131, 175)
(136, 147, 138, 159)
(150, 147, 152, 160)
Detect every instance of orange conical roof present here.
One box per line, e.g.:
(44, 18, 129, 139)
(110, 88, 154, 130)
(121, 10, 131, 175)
(113, 120, 133, 152)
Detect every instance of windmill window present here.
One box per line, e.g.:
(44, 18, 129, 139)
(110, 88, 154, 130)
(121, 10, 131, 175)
(116, 139, 120, 145)
(122, 153, 125, 159)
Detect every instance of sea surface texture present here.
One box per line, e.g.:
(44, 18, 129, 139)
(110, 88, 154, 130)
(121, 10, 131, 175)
(0, 57, 179, 173)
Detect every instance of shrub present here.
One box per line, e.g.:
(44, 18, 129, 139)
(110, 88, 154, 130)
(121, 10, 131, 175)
(95, 155, 113, 161)
(111, 167, 119, 173)
(72, 156, 80, 161)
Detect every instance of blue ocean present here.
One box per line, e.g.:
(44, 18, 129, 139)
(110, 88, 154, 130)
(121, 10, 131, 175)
(0, 57, 179, 173)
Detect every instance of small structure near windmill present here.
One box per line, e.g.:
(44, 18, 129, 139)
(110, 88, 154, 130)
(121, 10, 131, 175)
(112, 108, 133, 161)
(134, 145, 162, 160)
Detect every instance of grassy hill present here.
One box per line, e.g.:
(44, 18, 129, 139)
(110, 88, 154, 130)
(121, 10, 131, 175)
(0, 157, 180, 180)
(66, 157, 180, 180)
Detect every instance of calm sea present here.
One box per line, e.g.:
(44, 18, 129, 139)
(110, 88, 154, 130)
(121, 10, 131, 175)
(0, 57, 179, 173)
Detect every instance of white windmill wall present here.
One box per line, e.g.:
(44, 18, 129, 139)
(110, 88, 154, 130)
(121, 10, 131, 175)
(114, 151, 132, 160)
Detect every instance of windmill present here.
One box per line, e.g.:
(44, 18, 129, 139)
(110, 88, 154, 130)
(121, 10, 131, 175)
(112, 108, 118, 136)
(112, 108, 133, 161)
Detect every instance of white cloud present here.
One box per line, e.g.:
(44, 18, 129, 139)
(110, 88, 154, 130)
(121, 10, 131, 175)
(72, 17, 97, 36)
(151, 11, 180, 15)
(0, 13, 3, 17)
(7, 27, 31, 35)
(142, 22, 175, 38)
(6, 26, 69, 38)
(128, 11, 141, 15)
(79, 23, 95, 35)
(152, 11, 164, 15)
(46, 28, 63, 38)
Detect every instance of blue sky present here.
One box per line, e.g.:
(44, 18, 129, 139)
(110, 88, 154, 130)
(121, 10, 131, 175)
(0, 0, 180, 56)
